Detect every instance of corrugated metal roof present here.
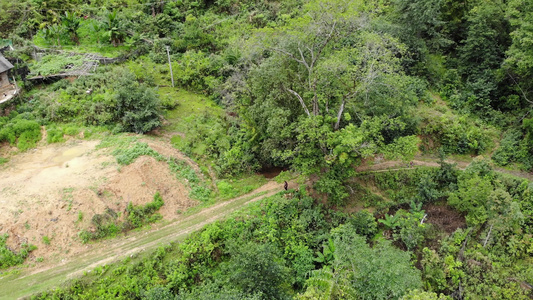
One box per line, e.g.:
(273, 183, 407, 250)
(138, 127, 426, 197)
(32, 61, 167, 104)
(0, 54, 14, 73)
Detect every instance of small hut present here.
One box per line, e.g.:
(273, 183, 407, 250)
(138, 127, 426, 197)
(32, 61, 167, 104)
(0, 53, 14, 89)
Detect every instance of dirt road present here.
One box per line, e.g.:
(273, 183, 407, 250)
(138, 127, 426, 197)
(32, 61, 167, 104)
(0, 180, 283, 299)
(356, 156, 533, 181)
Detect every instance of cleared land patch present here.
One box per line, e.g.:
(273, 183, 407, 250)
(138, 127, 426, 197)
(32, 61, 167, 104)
(0, 138, 195, 266)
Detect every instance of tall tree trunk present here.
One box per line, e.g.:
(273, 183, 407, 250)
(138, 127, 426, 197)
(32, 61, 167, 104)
(287, 88, 311, 117)
(334, 98, 346, 130)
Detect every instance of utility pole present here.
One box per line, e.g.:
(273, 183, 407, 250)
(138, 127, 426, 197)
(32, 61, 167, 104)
(165, 45, 174, 88)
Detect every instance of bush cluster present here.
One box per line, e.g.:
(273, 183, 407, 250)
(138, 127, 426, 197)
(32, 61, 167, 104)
(0, 112, 41, 151)
(420, 113, 495, 155)
(79, 192, 164, 243)
(0, 233, 37, 269)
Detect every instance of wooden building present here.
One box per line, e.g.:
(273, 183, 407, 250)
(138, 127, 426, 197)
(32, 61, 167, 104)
(0, 53, 14, 89)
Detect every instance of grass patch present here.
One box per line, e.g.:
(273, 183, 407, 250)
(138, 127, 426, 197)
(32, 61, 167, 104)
(33, 33, 128, 58)
(42, 236, 51, 245)
(163, 89, 223, 133)
(0, 115, 41, 151)
(46, 127, 65, 144)
(216, 174, 267, 201)
(96, 134, 140, 150)
(112, 142, 164, 165)
(47, 124, 109, 144)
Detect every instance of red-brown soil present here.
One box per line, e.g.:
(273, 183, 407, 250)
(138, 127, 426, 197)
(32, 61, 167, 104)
(0, 139, 195, 263)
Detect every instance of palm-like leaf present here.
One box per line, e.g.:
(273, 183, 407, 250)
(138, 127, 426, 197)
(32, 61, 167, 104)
(305, 267, 357, 300)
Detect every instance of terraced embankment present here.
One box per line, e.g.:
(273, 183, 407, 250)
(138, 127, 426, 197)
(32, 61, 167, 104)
(0, 180, 283, 299)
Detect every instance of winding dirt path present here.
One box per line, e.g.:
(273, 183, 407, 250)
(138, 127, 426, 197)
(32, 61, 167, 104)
(0, 180, 285, 299)
(356, 156, 533, 181)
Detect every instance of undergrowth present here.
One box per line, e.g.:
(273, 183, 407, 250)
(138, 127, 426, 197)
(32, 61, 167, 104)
(0, 113, 42, 151)
(78, 192, 165, 243)
(0, 233, 37, 269)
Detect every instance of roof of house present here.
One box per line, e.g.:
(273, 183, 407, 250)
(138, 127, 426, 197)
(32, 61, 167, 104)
(0, 54, 14, 73)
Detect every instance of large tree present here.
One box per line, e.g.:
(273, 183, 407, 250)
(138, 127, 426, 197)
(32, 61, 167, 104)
(220, 0, 420, 202)
(299, 224, 422, 299)
(505, 0, 533, 110)
(253, 0, 409, 130)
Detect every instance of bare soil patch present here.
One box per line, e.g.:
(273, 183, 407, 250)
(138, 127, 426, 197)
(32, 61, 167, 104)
(424, 203, 466, 234)
(258, 166, 286, 179)
(0, 139, 194, 264)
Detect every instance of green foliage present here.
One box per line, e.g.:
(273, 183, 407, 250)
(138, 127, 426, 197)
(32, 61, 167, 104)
(61, 11, 81, 45)
(30, 54, 86, 76)
(504, 0, 533, 108)
(126, 192, 164, 229)
(379, 213, 400, 230)
(394, 209, 429, 251)
(420, 112, 496, 155)
(301, 224, 422, 299)
(79, 192, 163, 243)
(416, 172, 441, 203)
(102, 10, 126, 47)
(42, 236, 51, 245)
(348, 210, 378, 240)
(314, 238, 335, 265)
(0, 113, 42, 151)
(298, 266, 356, 300)
(448, 159, 495, 226)
(172, 50, 220, 92)
(142, 286, 175, 300)
(46, 126, 64, 143)
(222, 242, 290, 299)
(112, 142, 163, 165)
(0, 233, 37, 269)
(216, 180, 238, 199)
(112, 68, 162, 134)
(401, 289, 450, 300)
(492, 129, 524, 166)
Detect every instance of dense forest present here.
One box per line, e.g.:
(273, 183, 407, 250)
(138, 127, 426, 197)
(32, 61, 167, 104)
(1, 0, 533, 299)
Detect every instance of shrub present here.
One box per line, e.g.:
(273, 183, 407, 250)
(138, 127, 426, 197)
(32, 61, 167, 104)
(112, 68, 162, 134)
(492, 128, 531, 169)
(64, 126, 79, 136)
(189, 185, 212, 202)
(349, 210, 378, 240)
(112, 142, 163, 165)
(217, 180, 237, 199)
(0, 233, 37, 269)
(420, 113, 495, 155)
(126, 192, 165, 228)
(46, 127, 64, 143)
(0, 116, 41, 150)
